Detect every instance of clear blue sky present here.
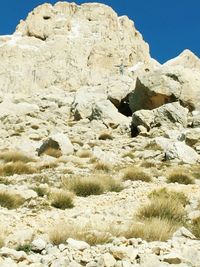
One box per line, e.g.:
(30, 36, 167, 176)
(0, 0, 199, 63)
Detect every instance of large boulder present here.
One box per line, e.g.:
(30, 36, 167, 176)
(131, 102, 188, 135)
(0, 2, 151, 94)
(155, 137, 199, 164)
(129, 64, 200, 112)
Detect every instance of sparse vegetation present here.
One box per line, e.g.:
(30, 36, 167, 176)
(76, 150, 92, 158)
(16, 243, 33, 254)
(44, 148, 62, 158)
(191, 217, 200, 238)
(98, 132, 113, 140)
(140, 161, 156, 168)
(49, 222, 112, 246)
(123, 218, 178, 241)
(149, 188, 189, 206)
(0, 162, 37, 176)
(123, 167, 152, 182)
(0, 191, 25, 209)
(50, 190, 74, 209)
(63, 175, 123, 197)
(145, 142, 162, 151)
(137, 198, 186, 223)
(32, 186, 49, 197)
(39, 161, 58, 170)
(0, 150, 35, 163)
(93, 161, 111, 172)
(167, 170, 195, 185)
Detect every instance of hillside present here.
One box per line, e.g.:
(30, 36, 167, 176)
(0, 2, 199, 267)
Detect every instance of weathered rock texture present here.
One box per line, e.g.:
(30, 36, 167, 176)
(0, 2, 151, 94)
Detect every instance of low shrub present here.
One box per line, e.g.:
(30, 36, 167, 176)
(93, 161, 111, 172)
(50, 190, 74, 210)
(137, 198, 186, 223)
(0, 150, 34, 163)
(167, 171, 195, 185)
(191, 217, 200, 239)
(49, 223, 112, 246)
(0, 162, 37, 176)
(0, 191, 25, 209)
(124, 218, 178, 242)
(123, 167, 152, 182)
(63, 175, 123, 197)
(149, 188, 189, 206)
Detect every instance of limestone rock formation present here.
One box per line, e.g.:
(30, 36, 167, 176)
(131, 102, 188, 135)
(0, 2, 151, 94)
(129, 65, 200, 112)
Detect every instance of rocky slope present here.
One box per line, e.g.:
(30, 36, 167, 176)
(0, 2, 199, 267)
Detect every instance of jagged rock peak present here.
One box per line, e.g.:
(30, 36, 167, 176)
(164, 49, 200, 70)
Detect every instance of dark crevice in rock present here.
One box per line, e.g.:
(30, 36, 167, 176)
(43, 16, 51, 20)
(118, 100, 132, 117)
(131, 125, 139, 137)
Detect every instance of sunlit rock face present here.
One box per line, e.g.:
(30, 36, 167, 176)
(0, 2, 151, 94)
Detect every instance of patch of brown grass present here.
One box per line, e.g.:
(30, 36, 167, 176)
(63, 175, 123, 197)
(123, 218, 178, 242)
(145, 142, 162, 151)
(0, 150, 35, 163)
(76, 150, 92, 158)
(0, 191, 25, 209)
(50, 190, 74, 210)
(39, 161, 58, 170)
(123, 167, 152, 182)
(167, 170, 195, 185)
(149, 188, 189, 207)
(137, 198, 186, 223)
(93, 161, 111, 172)
(0, 162, 37, 176)
(49, 222, 112, 246)
(98, 132, 113, 140)
(191, 217, 200, 239)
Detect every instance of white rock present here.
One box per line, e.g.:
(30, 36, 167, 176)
(50, 133, 74, 155)
(31, 238, 46, 251)
(67, 238, 90, 251)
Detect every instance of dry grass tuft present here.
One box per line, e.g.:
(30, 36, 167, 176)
(44, 148, 62, 158)
(145, 143, 162, 151)
(93, 161, 111, 172)
(123, 167, 152, 182)
(123, 218, 178, 242)
(137, 198, 185, 223)
(167, 170, 195, 185)
(98, 132, 113, 140)
(32, 186, 49, 197)
(49, 222, 112, 246)
(191, 165, 200, 179)
(0, 150, 35, 163)
(0, 191, 25, 209)
(140, 161, 156, 168)
(63, 175, 123, 197)
(191, 217, 200, 239)
(76, 150, 92, 158)
(149, 188, 189, 207)
(39, 161, 58, 170)
(50, 190, 74, 210)
(0, 162, 37, 176)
